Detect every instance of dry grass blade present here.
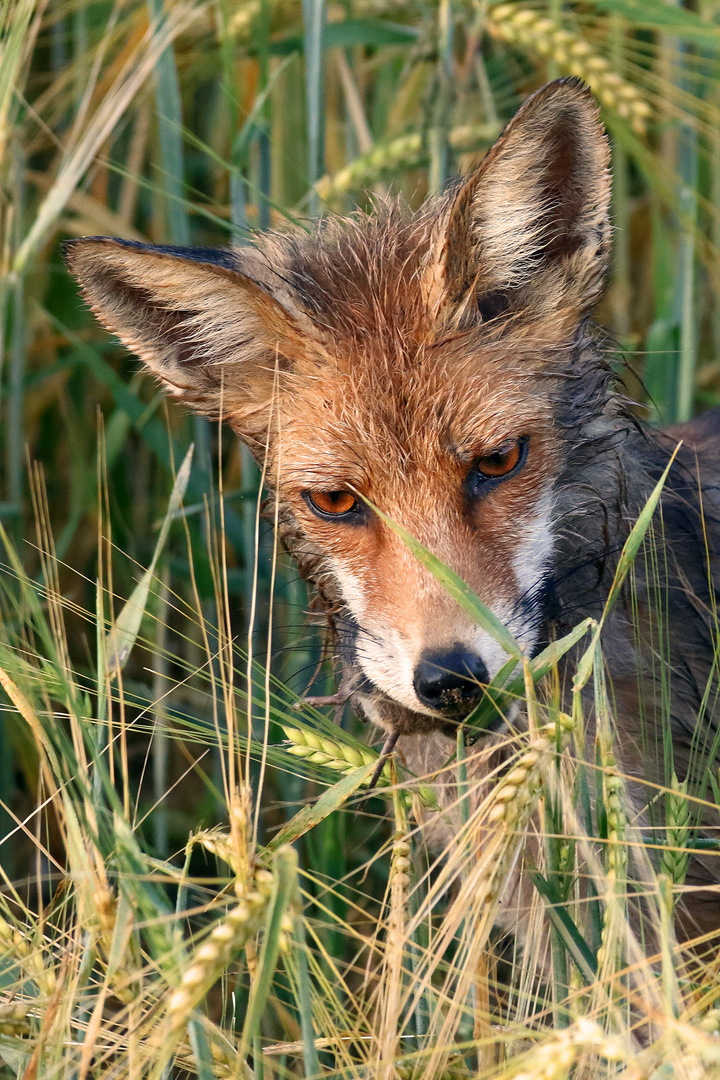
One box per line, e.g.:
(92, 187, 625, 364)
(13, 2, 199, 274)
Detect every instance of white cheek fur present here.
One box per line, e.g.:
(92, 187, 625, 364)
(511, 488, 555, 606)
(329, 562, 368, 621)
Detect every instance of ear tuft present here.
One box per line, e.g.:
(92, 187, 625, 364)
(432, 78, 611, 329)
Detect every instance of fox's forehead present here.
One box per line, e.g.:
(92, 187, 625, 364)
(275, 201, 436, 344)
(264, 231, 562, 491)
(274, 350, 557, 492)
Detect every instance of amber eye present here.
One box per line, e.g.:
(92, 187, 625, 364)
(307, 490, 358, 517)
(476, 440, 522, 478)
(465, 437, 527, 499)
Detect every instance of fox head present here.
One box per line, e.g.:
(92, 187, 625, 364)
(66, 79, 613, 734)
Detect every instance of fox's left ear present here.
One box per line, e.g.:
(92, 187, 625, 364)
(64, 237, 311, 443)
(431, 78, 611, 330)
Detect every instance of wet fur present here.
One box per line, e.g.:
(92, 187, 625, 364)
(65, 79, 720, 939)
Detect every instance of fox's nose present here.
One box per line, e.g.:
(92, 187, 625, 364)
(413, 649, 489, 715)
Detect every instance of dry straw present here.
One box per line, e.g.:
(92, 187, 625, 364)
(166, 866, 275, 1031)
(405, 712, 578, 1076)
(510, 1017, 626, 1080)
(485, 712, 575, 834)
(378, 780, 413, 1078)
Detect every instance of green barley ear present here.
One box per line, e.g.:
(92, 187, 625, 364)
(316, 122, 499, 204)
(660, 772, 692, 903)
(280, 724, 439, 811)
(0, 910, 57, 999)
(281, 723, 385, 777)
(595, 764, 628, 978)
(0, 1003, 31, 1038)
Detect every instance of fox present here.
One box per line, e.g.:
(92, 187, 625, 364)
(66, 78, 720, 941)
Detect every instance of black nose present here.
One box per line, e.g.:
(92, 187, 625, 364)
(413, 649, 489, 715)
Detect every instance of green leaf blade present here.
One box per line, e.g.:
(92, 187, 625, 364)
(360, 498, 522, 658)
(105, 443, 194, 672)
(264, 760, 377, 855)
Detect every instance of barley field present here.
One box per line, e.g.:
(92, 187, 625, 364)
(2, 1, 720, 1077)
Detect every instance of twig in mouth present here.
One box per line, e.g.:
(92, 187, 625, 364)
(366, 730, 400, 793)
(292, 692, 350, 709)
(293, 666, 365, 712)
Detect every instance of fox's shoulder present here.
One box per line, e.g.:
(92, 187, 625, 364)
(661, 406, 720, 455)
(653, 408, 720, 533)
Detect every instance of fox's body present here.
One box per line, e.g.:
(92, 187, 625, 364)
(66, 79, 720, 935)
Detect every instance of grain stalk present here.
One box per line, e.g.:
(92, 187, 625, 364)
(164, 866, 275, 1036)
(376, 770, 411, 1078)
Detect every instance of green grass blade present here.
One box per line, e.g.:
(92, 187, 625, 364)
(574, 448, 679, 692)
(240, 846, 298, 1056)
(675, 178, 698, 424)
(572, 624, 601, 695)
(106, 444, 193, 672)
(530, 619, 594, 679)
(601, 446, 680, 622)
(231, 56, 296, 168)
(593, 0, 720, 41)
(527, 868, 597, 984)
(463, 618, 593, 735)
(188, 1020, 216, 1080)
(264, 759, 377, 855)
(460, 656, 519, 734)
(302, 0, 325, 214)
(146, 0, 190, 246)
(428, 0, 453, 192)
(292, 914, 322, 1078)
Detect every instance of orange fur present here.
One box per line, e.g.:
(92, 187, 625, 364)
(66, 78, 720, 940)
(63, 78, 614, 718)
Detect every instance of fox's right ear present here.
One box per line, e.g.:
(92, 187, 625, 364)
(64, 237, 308, 435)
(428, 78, 612, 333)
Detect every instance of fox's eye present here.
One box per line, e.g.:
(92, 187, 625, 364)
(306, 490, 359, 518)
(477, 440, 522, 478)
(466, 437, 527, 497)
